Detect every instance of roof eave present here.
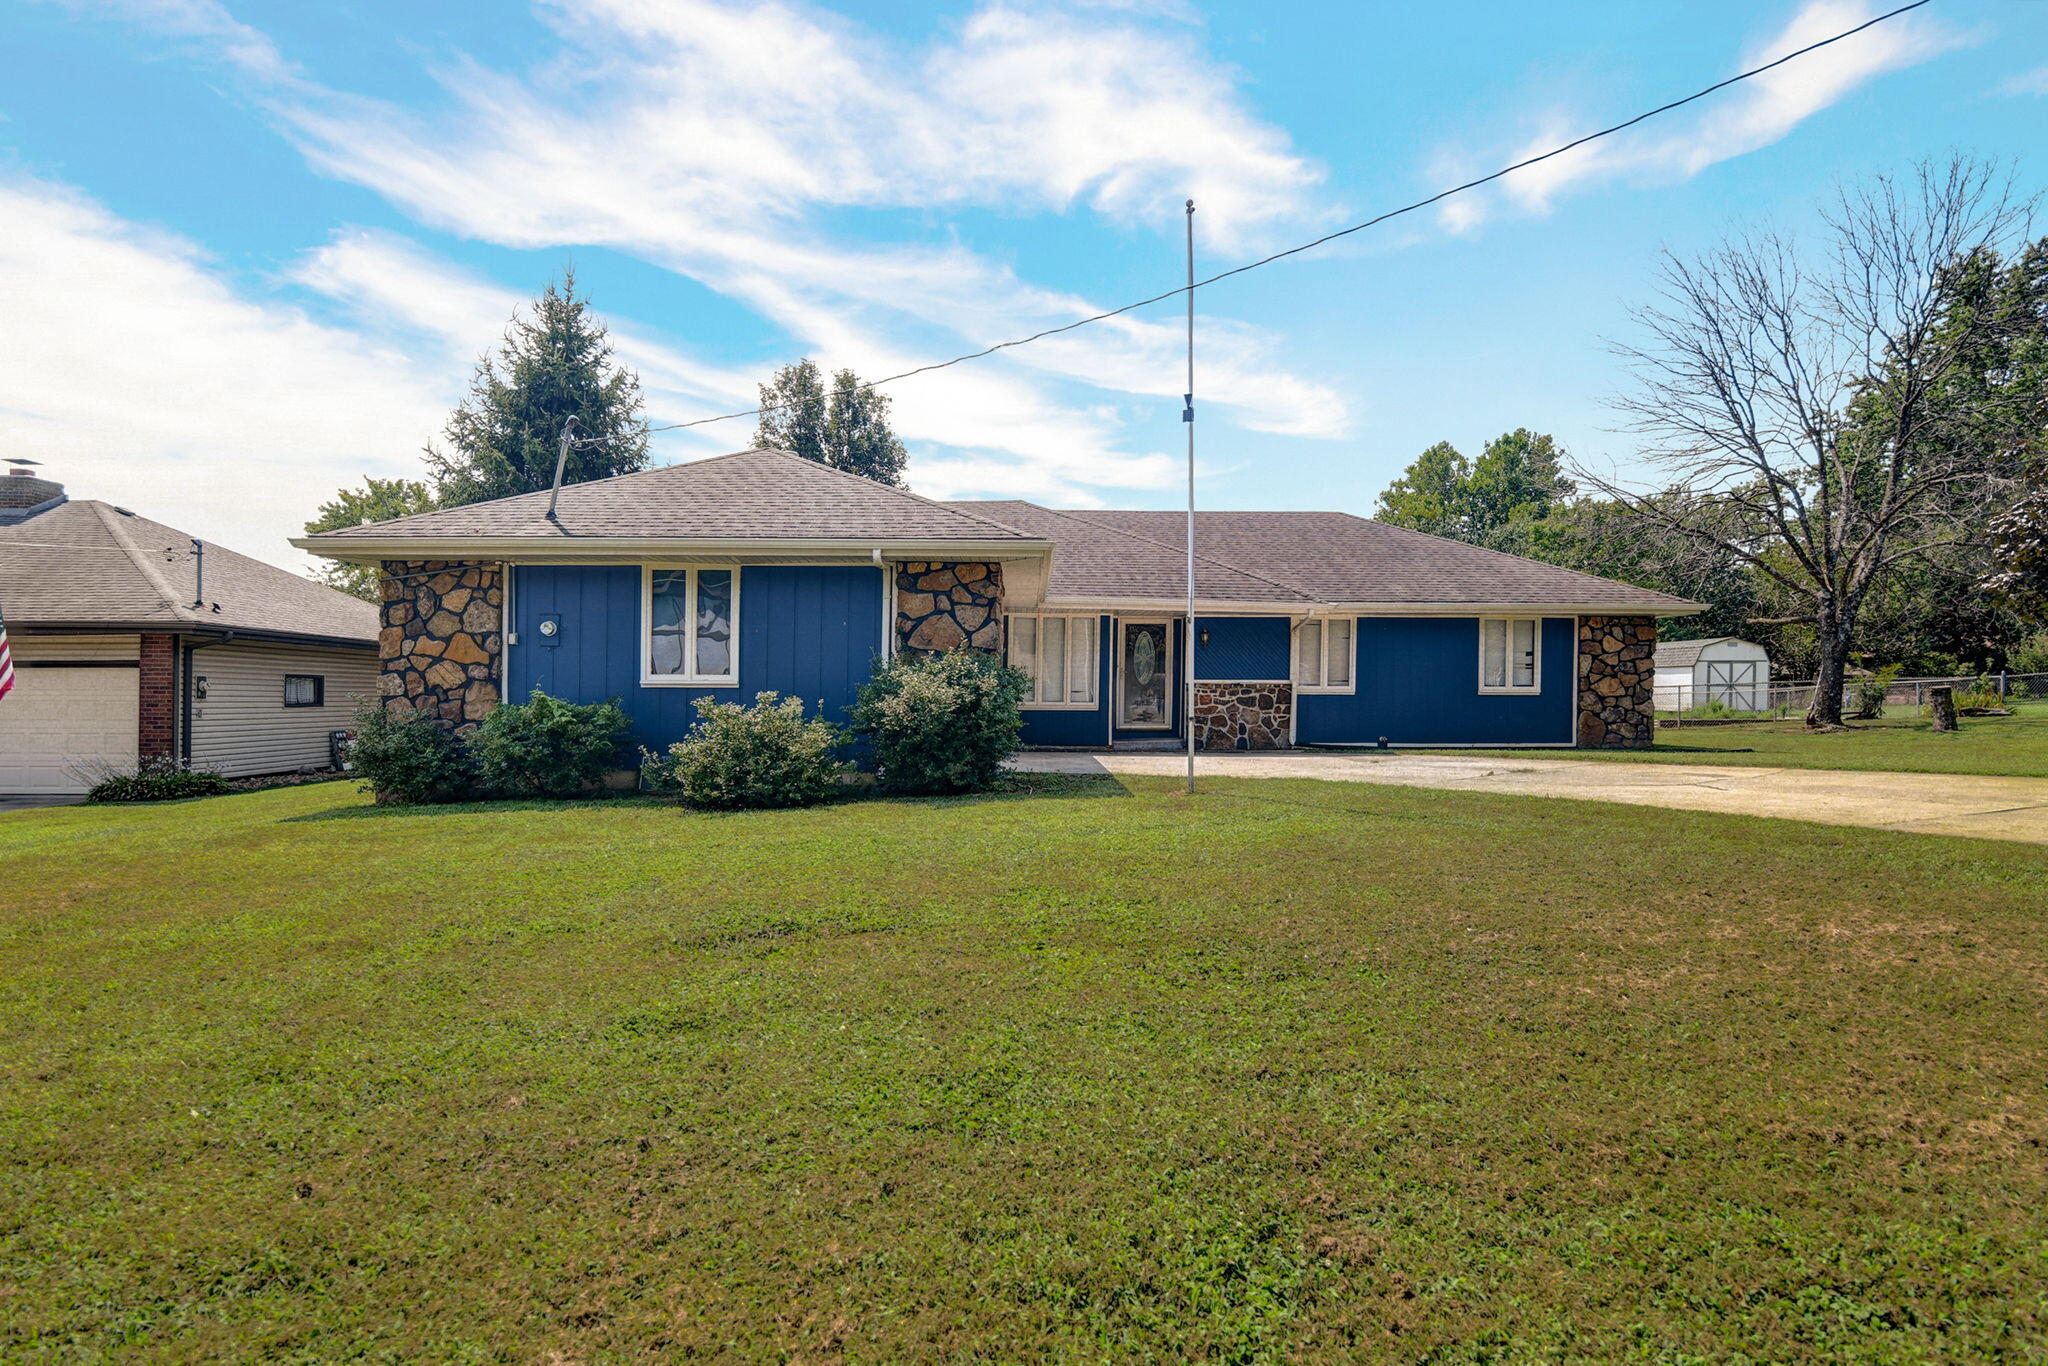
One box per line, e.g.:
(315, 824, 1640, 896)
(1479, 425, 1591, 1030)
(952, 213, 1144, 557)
(292, 535, 1054, 564)
(1037, 598, 1707, 616)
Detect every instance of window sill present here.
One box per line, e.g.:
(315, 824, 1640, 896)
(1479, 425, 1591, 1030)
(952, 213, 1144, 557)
(1477, 685, 1542, 695)
(1293, 684, 1355, 696)
(640, 676, 740, 689)
(1022, 700, 1099, 711)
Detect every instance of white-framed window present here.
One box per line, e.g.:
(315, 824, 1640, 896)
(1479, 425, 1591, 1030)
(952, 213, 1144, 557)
(1290, 617, 1355, 693)
(1009, 614, 1099, 708)
(1478, 617, 1541, 693)
(642, 566, 740, 686)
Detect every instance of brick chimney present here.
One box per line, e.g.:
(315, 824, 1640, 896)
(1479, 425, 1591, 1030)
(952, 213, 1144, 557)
(0, 460, 65, 515)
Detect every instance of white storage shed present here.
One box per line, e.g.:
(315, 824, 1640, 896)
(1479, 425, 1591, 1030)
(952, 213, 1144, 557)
(1653, 636, 1771, 713)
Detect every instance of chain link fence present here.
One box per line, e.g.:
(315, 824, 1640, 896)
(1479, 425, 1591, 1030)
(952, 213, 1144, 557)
(1656, 671, 2048, 725)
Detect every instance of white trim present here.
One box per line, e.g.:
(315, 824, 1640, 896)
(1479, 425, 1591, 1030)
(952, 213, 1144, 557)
(879, 563, 896, 662)
(639, 564, 742, 688)
(1008, 612, 1100, 709)
(1290, 617, 1357, 695)
(1477, 616, 1542, 695)
(298, 535, 1050, 564)
(1114, 618, 1175, 730)
(1032, 598, 1703, 617)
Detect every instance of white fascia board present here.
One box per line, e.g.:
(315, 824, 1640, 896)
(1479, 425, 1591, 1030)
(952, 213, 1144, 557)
(291, 536, 1053, 565)
(1036, 599, 1705, 617)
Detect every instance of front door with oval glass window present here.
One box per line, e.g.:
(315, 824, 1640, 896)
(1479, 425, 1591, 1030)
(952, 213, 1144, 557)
(1117, 620, 1173, 729)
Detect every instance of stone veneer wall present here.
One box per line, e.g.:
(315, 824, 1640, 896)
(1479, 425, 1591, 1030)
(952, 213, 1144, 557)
(896, 562, 1004, 654)
(1577, 615, 1656, 748)
(1192, 681, 1292, 751)
(378, 560, 503, 732)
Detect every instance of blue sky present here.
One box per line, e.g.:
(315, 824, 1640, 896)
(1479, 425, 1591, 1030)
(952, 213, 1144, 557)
(2, 0, 2043, 568)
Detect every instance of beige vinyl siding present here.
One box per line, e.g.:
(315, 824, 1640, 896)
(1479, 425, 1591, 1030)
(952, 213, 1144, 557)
(187, 641, 378, 778)
(13, 633, 140, 662)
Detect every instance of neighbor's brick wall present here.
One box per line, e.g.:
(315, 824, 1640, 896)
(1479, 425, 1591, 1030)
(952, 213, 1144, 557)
(138, 632, 177, 759)
(378, 561, 502, 733)
(896, 562, 1003, 654)
(1577, 615, 1656, 748)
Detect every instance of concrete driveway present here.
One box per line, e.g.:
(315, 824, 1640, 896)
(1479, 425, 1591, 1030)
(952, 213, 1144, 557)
(1012, 750, 2048, 846)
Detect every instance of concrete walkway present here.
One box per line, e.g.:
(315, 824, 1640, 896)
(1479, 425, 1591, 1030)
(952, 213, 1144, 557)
(1012, 750, 2048, 846)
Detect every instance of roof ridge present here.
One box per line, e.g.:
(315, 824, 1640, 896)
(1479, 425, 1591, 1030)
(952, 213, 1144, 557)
(89, 500, 192, 623)
(1015, 502, 1326, 603)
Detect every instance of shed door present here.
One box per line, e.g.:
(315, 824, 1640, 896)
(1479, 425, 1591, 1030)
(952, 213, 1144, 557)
(0, 665, 138, 794)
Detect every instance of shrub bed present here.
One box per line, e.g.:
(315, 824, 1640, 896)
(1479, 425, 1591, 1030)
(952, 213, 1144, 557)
(850, 650, 1030, 795)
(643, 693, 846, 810)
(84, 756, 231, 803)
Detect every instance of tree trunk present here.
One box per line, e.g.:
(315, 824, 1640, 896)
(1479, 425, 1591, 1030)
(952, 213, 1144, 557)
(1806, 616, 1851, 729)
(1929, 685, 1958, 732)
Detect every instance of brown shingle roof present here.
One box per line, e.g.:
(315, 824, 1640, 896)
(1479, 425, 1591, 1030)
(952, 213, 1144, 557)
(948, 505, 1702, 614)
(306, 448, 1038, 545)
(0, 500, 376, 643)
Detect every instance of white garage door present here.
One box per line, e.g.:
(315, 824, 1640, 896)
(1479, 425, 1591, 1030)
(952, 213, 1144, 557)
(0, 664, 138, 795)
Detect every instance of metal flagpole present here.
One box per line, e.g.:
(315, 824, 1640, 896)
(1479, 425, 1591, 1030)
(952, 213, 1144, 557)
(1183, 199, 1196, 796)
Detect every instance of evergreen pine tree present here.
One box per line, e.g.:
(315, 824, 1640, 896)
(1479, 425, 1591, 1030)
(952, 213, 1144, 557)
(426, 271, 649, 506)
(756, 359, 909, 486)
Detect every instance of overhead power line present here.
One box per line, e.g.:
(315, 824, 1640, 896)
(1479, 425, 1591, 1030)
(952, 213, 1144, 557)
(633, 0, 1933, 438)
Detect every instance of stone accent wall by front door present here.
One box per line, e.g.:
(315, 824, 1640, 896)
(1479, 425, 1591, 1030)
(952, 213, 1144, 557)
(1191, 681, 1292, 751)
(1577, 615, 1656, 748)
(896, 562, 1004, 654)
(378, 560, 503, 732)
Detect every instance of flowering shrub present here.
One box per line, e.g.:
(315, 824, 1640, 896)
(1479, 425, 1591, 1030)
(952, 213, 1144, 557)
(644, 693, 847, 809)
(850, 650, 1030, 795)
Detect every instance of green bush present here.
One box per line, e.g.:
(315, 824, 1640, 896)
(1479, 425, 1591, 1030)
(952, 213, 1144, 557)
(1852, 665, 1902, 719)
(85, 755, 230, 803)
(643, 693, 847, 809)
(471, 691, 631, 798)
(348, 700, 479, 804)
(851, 650, 1030, 795)
(2010, 631, 2048, 676)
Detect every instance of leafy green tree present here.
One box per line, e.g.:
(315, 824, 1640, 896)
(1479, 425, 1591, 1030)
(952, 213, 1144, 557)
(1373, 440, 1470, 537)
(755, 359, 908, 486)
(426, 271, 649, 507)
(302, 476, 437, 600)
(1466, 429, 1575, 544)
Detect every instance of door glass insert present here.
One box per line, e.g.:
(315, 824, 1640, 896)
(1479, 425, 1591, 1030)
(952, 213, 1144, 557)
(1119, 622, 1171, 728)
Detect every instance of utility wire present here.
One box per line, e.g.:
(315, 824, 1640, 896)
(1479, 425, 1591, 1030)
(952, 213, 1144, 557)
(629, 0, 1933, 438)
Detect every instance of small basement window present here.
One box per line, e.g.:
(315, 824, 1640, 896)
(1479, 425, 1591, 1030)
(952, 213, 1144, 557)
(283, 674, 325, 707)
(1009, 615, 1098, 708)
(1478, 618, 1540, 693)
(1290, 618, 1354, 693)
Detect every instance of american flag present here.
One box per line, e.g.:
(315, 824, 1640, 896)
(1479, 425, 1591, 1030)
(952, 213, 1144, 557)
(0, 602, 13, 703)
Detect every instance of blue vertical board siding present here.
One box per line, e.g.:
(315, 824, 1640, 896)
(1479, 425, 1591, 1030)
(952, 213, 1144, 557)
(507, 564, 888, 751)
(1193, 616, 1290, 680)
(1296, 617, 1577, 746)
(1017, 615, 1112, 747)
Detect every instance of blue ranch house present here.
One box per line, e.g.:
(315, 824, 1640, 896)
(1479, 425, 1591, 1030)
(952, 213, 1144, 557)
(296, 449, 1700, 754)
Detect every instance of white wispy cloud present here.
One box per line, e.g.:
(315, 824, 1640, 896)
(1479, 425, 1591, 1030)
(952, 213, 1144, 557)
(99, 0, 1349, 503)
(2001, 65, 2048, 96)
(0, 176, 451, 566)
(1436, 0, 1963, 231)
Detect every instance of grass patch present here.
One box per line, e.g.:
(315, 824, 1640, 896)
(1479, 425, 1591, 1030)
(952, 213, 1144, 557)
(1430, 702, 2048, 777)
(1, 778, 2044, 1362)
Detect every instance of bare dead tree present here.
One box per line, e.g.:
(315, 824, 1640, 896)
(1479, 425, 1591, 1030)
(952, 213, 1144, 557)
(1579, 157, 2035, 727)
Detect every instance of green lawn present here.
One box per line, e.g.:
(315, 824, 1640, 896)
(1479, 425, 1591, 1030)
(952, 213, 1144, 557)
(3, 779, 2045, 1363)
(1427, 702, 2048, 778)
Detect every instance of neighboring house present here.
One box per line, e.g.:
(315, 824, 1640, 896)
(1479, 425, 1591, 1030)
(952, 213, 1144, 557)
(1652, 636, 1772, 713)
(294, 448, 1702, 755)
(0, 469, 378, 794)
